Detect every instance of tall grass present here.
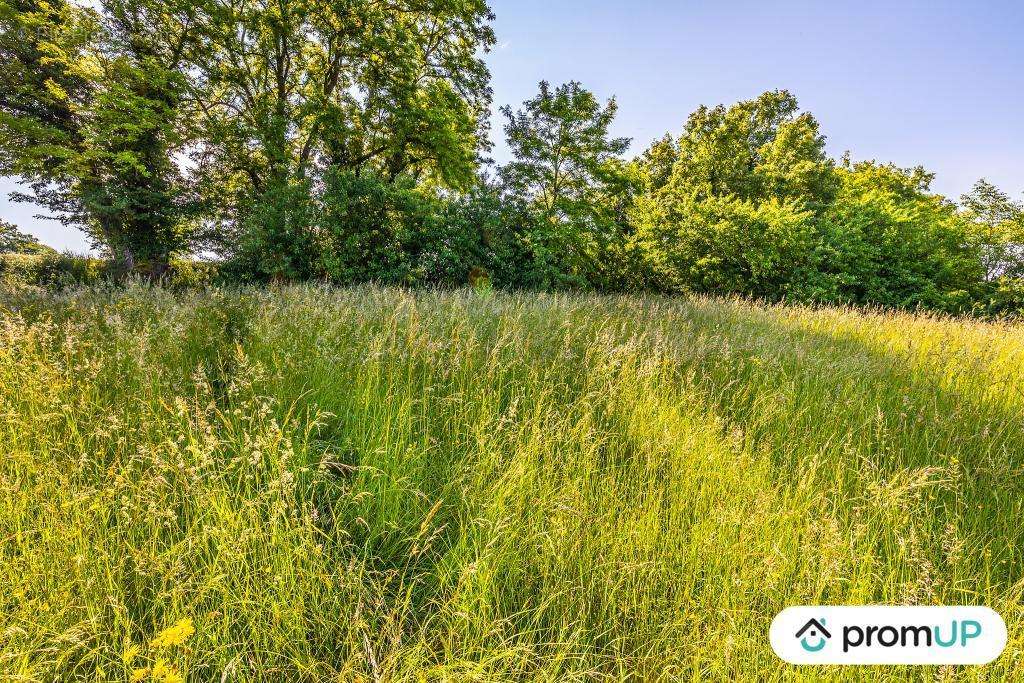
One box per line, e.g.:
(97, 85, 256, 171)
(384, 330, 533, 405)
(1, 284, 1022, 681)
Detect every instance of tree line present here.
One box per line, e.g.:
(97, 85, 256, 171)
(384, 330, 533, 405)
(2, 0, 1022, 313)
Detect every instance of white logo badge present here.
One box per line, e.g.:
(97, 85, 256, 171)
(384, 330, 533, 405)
(770, 606, 1007, 665)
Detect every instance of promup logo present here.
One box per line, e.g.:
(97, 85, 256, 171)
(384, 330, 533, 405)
(795, 618, 831, 653)
(770, 606, 1006, 665)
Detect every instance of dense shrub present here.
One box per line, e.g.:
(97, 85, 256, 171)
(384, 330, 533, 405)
(814, 163, 985, 312)
(0, 252, 219, 291)
(223, 171, 547, 290)
(224, 179, 322, 283)
(632, 193, 820, 300)
(975, 277, 1024, 317)
(417, 185, 536, 289)
(169, 259, 220, 290)
(318, 171, 435, 285)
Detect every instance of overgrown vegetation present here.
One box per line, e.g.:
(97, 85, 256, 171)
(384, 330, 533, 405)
(1, 284, 1022, 680)
(3, 1, 1022, 679)
(0, 251, 217, 290)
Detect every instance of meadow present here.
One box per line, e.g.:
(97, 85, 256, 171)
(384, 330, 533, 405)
(1, 284, 1022, 681)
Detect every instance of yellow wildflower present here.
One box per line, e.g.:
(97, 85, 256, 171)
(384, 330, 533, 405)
(123, 642, 140, 665)
(150, 618, 195, 648)
(131, 667, 149, 682)
(152, 658, 184, 683)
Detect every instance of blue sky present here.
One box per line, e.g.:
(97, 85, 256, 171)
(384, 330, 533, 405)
(4, 0, 1022, 252)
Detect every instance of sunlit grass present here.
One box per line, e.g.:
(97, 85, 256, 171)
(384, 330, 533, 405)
(1, 284, 1022, 681)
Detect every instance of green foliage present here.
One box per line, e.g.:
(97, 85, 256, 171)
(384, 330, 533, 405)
(0, 0, 97, 221)
(0, 219, 51, 254)
(223, 171, 544, 291)
(223, 178, 321, 283)
(2, 4, 1022, 319)
(418, 181, 535, 288)
(626, 92, 1014, 313)
(0, 0, 199, 276)
(0, 251, 218, 289)
(1, 0, 496, 275)
(814, 162, 985, 312)
(318, 171, 435, 285)
(633, 192, 820, 299)
(166, 258, 220, 290)
(189, 0, 497, 278)
(0, 251, 106, 288)
(628, 91, 841, 301)
(191, 0, 495, 195)
(500, 81, 633, 288)
(975, 276, 1024, 317)
(961, 178, 1024, 281)
(665, 90, 837, 208)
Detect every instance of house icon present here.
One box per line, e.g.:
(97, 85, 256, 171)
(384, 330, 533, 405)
(796, 618, 832, 652)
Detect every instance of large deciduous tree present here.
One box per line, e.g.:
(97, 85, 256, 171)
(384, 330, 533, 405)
(629, 90, 837, 298)
(961, 179, 1024, 281)
(192, 0, 496, 279)
(2, 0, 496, 279)
(499, 81, 631, 287)
(0, 0, 200, 276)
(0, 0, 95, 245)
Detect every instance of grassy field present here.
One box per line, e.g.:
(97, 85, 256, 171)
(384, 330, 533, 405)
(1, 285, 1023, 681)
